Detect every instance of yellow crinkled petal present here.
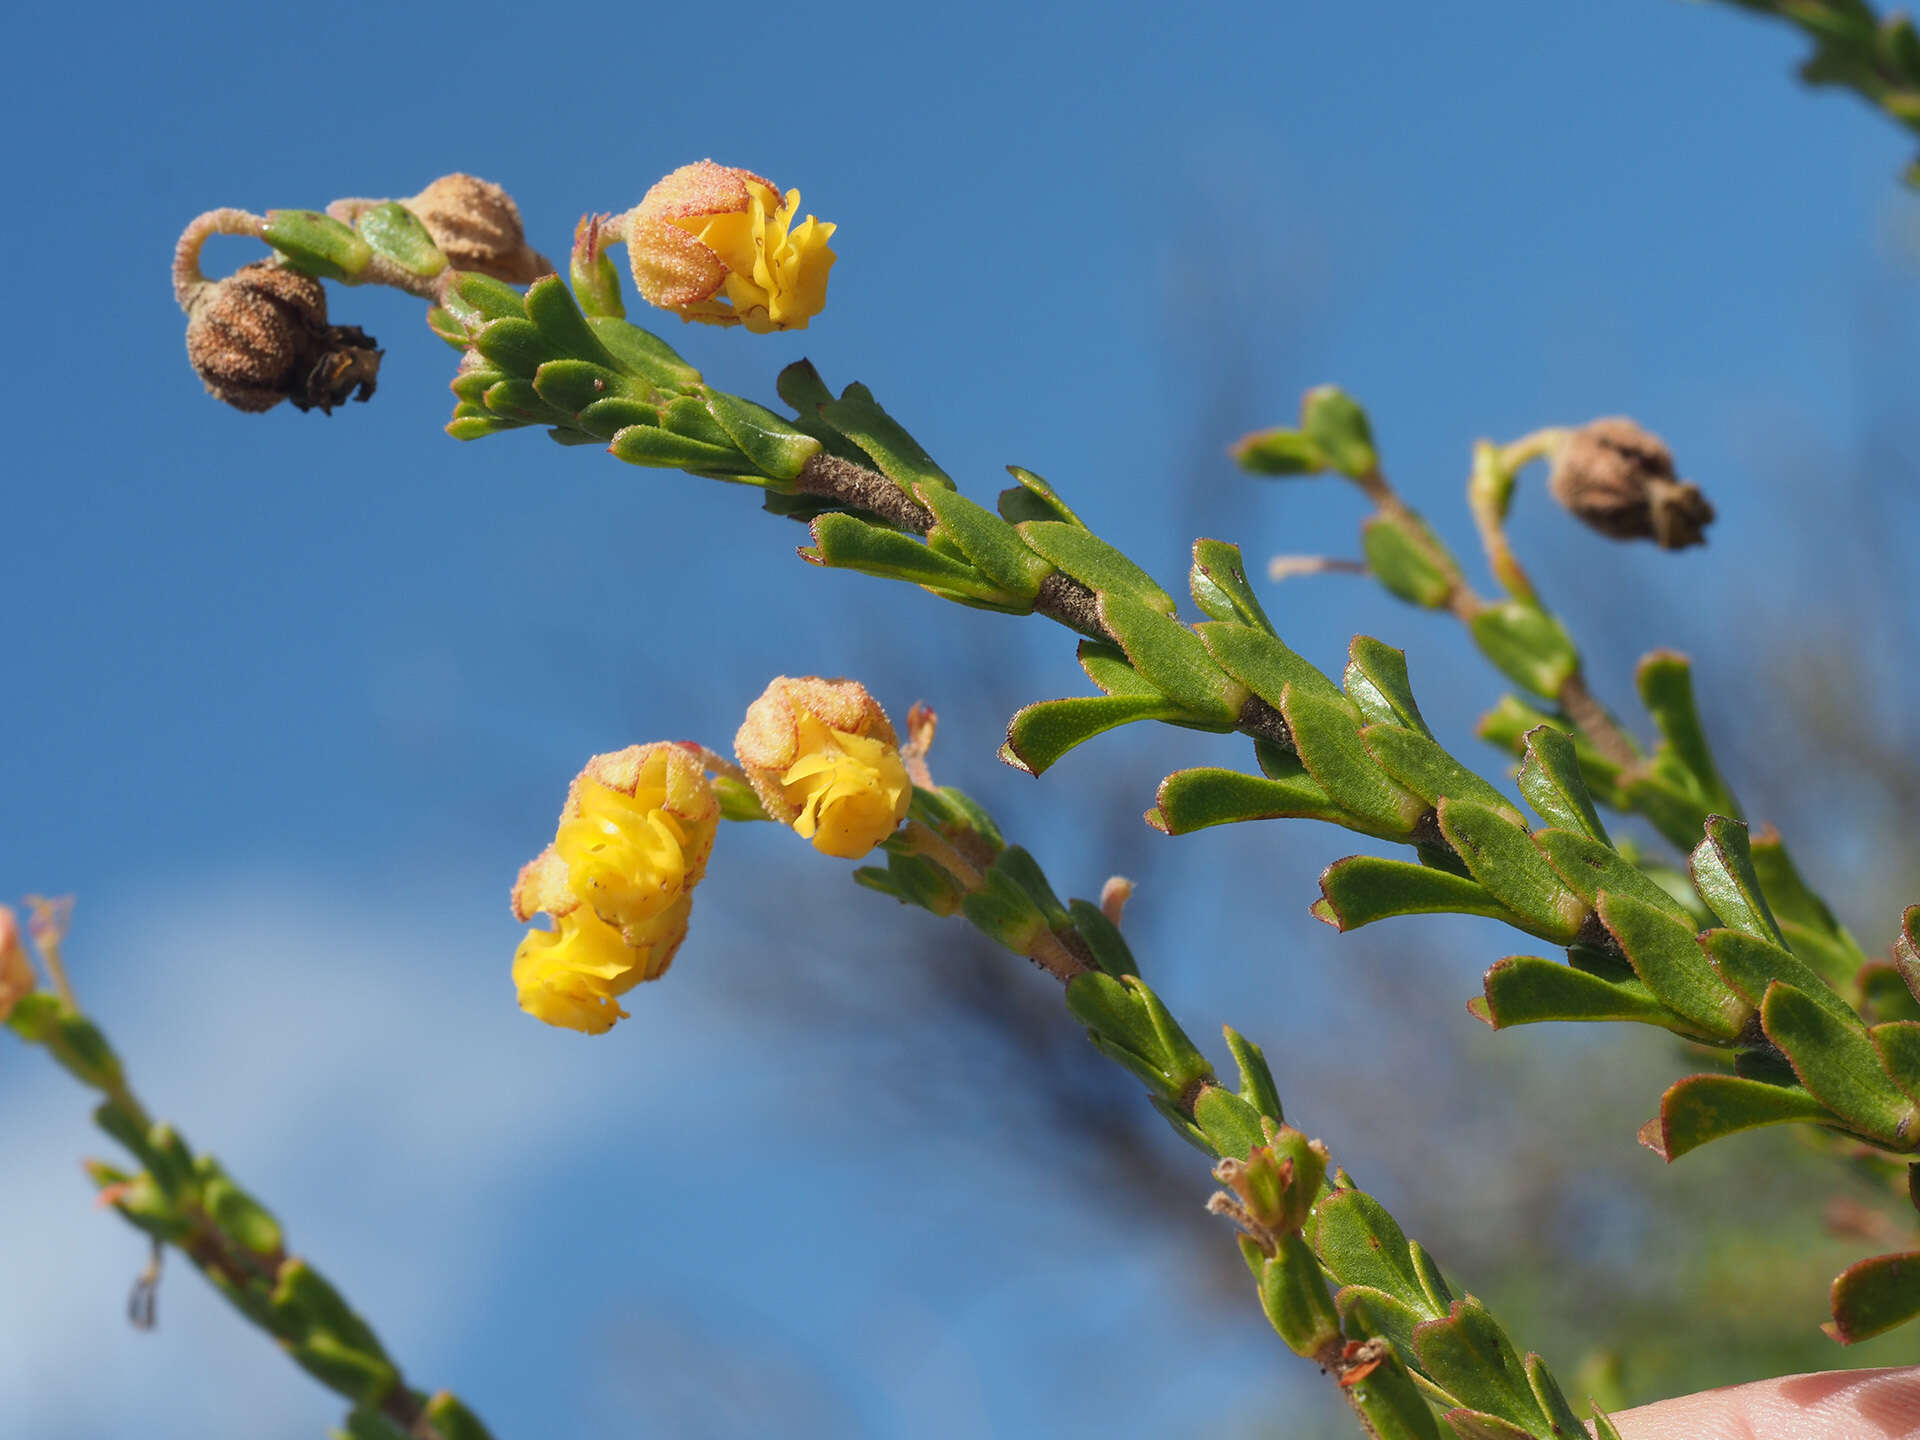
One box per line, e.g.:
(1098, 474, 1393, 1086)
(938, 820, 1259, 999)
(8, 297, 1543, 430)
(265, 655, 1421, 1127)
(778, 721, 912, 859)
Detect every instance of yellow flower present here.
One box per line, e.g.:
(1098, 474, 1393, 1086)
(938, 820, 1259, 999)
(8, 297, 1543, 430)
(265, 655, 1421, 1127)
(627, 160, 836, 334)
(735, 677, 912, 859)
(0, 906, 35, 1021)
(510, 744, 718, 1034)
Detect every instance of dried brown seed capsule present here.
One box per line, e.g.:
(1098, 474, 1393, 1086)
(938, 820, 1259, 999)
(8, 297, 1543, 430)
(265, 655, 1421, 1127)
(184, 262, 381, 414)
(403, 174, 552, 285)
(1548, 417, 1715, 550)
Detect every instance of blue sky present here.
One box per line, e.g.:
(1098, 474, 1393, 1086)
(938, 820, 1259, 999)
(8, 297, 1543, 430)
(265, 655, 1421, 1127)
(3, 2, 1917, 1436)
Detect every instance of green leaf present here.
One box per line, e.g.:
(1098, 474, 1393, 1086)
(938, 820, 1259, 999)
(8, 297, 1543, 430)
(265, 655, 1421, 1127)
(1097, 594, 1245, 722)
(471, 317, 567, 378)
(1197, 621, 1344, 709)
(1362, 725, 1523, 823)
(1618, 771, 1714, 853)
(989, 846, 1070, 930)
(1410, 1300, 1548, 1430)
(960, 866, 1051, 955)
(530, 359, 629, 415)
(1441, 1410, 1541, 1440)
(481, 379, 567, 426)
(805, 512, 1011, 598)
(1478, 700, 1627, 800)
(1065, 971, 1164, 1071)
(1283, 688, 1426, 840)
(1363, 514, 1455, 609)
(1222, 1026, 1282, 1121)
(1018, 522, 1176, 613)
(285, 1336, 397, 1406)
(1068, 899, 1139, 979)
(660, 395, 738, 450)
(1690, 816, 1785, 947)
(919, 487, 1054, 600)
(1314, 856, 1511, 931)
(1469, 603, 1580, 698)
(1194, 1085, 1268, 1161)
(1075, 639, 1156, 696)
(1436, 800, 1585, 944)
(585, 315, 703, 390)
(261, 209, 373, 281)
(1312, 1188, 1422, 1299)
(352, 201, 444, 278)
(1002, 694, 1186, 776)
(1409, 1243, 1455, 1313)
(522, 274, 622, 371)
(1749, 828, 1865, 980)
(1596, 890, 1746, 1040)
(609, 422, 751, 474)
(1894, 905, 1920, 1009)
(1343, 637, 1431, 735)
(1336, 1284, 1430, 1362)
(1301, 385, 1379, 477)
(877, 852, 965, 916)
(1127, 975, 1214, 1094)
(1232, 426, 1327, 476)
(1471, 955, 1677, 1031)
(1533, 828, 1694, 924)
(47, 1011, 123, 1092)
(441, 271, 528, 326)
(1826, 1250, 1920, 1344)
(272, 1260, 390, 1361)
(1516, 725, 1609, 844)
(1701, 928, 1857, 1025)
(1637, 650, 1738, 818)
(202, 1173, 284, 1257)
(815, 382, 954, 493)
(702, 389, 821, 483)
(425, 306, 470, 348)
(1523, 1353, 1588, 1440)
(1190, 539, 1277, 633)
(1874, 1022, 1920, 1103)
(1762, 981, 1919, 1145)
(1256, 1233, 1345, 1358)
(998, 466, 1084, 527)
(1147, 764, 1344, 835)
(424, 1392, 498, 1440)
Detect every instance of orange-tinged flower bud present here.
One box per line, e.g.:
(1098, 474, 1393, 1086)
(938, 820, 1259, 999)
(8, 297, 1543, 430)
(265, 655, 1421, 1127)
(0, 906, 34, 1021)
(510, 743, 719, 1034)
(627, 160, 837, 334)
(735, 677, 912, 859)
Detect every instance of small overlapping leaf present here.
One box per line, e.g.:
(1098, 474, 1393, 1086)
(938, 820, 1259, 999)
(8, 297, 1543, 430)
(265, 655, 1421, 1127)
(1470, 956, 1677, 1032)
(1640, 1072, 1833, 1161)
(1313, 856, 1512, 931)
(1469, 603, 1580, 698)
(1363, 514, 1455, 609)
(1826, 1250, 1920, 1344)
(1147, 763, 1345, 834)
(1761, 981, 1920, 1146)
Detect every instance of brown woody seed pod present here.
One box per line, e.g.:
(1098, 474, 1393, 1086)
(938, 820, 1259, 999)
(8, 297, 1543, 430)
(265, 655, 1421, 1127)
(1548, 417, 1715, 550)
(184, 262, 381, 414)
(403, 174, 552, 284)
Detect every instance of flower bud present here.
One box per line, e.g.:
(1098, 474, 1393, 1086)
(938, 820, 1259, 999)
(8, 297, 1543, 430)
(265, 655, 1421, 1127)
(509, 744, 719, 1034)
(0, 906, 35, 1021)
(1548, 418, 1714, 550)
(184, 262, 381, 414)
(402, 174, 552, 285)
(734, 677, 911, 859)
(627, 160, 836, 334)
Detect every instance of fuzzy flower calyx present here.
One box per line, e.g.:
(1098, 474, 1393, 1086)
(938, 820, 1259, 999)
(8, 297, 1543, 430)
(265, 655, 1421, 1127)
(510, 744, 720, 1034)
(735, 678, 911, 859)
(1548, 418, 1714, 550)
(403, 174, 552, 285)
(627, 161, 836, 333)
(184, 261, 382, 415)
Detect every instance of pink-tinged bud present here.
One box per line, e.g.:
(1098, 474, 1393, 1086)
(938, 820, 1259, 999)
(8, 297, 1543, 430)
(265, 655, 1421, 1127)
(184, 262, 381, 414)
(735, 677, 912, 859)
(0, 906, 34, 1020)
(626, 160, 837, 334)
(403, 174, 552, 285)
